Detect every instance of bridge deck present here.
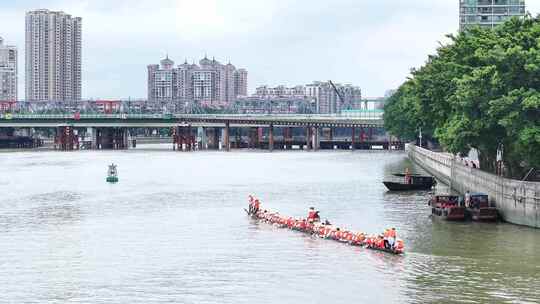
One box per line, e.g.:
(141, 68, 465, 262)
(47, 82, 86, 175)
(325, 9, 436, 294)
(0, 113, 384, 128)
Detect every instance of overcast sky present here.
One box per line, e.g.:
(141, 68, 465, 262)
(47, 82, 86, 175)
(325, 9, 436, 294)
(1, 0, 540, 99)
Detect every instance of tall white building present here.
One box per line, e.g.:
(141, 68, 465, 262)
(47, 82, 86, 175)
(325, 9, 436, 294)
(25, 9, 82, 102)
(147, 56, 248, 107)
(0, 37, 17, 101)
(459, 0, 526, 31)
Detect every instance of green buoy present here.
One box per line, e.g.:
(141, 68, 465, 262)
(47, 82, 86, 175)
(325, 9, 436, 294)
(107, 163, 119, 183)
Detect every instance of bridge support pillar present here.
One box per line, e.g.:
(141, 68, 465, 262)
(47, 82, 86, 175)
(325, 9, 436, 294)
(306, 127, 312, 150)
(235, 127, 242, 149)
(258, 128, 263, 149)
(187, 125, 194, 151)
(87, 127, 97, 149)
(284, 127, 293, 150)
(314, 127, 320, 151)
(327, 127, 334, 141)
(172, 126, 178, 151)
(113, 128, 128, 150)
(198, 127, 206, 150)
(211, 127, 219, 150)
(268, 125, 274, 152)
(248, 127, 258, 149)
(223, 122, 230, 151)
(93, 128, 127, 150)
(351, 127, 356, 150)
(55, 126, 78, 151)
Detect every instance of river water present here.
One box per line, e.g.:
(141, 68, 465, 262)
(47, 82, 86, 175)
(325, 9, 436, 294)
(1, 147, 539, 304)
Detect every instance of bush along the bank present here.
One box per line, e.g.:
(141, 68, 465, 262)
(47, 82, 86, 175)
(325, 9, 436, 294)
(384, 15, 540, 179)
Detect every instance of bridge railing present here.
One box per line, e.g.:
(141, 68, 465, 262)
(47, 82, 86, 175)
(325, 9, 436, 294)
(0, 112, 383, 121)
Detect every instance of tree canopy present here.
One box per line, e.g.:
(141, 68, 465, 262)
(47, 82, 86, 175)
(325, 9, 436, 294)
(384, 16, 540, 178)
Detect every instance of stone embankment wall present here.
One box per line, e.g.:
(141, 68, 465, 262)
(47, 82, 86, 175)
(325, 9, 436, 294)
(407, 144, 540, 228)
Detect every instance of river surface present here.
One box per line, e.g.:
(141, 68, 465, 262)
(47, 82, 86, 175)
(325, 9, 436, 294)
(1, 147, 539, 304)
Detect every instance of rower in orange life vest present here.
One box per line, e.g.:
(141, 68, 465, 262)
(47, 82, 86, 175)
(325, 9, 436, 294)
(307, 207, 320, 223)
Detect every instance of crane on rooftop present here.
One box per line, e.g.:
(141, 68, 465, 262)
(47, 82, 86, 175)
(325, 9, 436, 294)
(328, 80, 352, 110)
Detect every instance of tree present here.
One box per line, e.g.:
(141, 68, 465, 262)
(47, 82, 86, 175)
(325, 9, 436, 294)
(384, 16, 540, 178)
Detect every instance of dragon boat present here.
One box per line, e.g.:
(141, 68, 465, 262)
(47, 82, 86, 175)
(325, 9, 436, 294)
(245, 201, 404, 255)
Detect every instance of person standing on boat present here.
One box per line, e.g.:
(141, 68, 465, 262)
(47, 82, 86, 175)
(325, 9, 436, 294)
(388, 228, 397, 249)
(248, 195, 257, 214)
(404, 168, 412, 184)
(307, 207, 318, 223)
(464, 190, 471, 208)
(253, 199, 260, 214)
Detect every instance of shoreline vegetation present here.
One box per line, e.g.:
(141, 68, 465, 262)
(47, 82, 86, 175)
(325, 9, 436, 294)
(384, 15, 540, 180)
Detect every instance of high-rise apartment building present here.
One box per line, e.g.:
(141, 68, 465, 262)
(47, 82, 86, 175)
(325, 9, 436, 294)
(0, 37, 17, 101)
(459, 0, 526, 31)
(26, 9, 82, 102)
(253, 81, 362, 114)
(147, 56, 248, 107)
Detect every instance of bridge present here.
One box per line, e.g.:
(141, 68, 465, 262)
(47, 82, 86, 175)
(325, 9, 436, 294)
(0, 112, 383, 127)
(0, 112, 402, 151)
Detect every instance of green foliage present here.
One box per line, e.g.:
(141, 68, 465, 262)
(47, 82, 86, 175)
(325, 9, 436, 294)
(384, 16, 540, 178)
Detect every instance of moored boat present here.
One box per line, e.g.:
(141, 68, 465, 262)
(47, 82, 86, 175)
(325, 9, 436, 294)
(466, 193, 498, 222)
(429, 194, 466, 221)
(383, 173, 436, 191)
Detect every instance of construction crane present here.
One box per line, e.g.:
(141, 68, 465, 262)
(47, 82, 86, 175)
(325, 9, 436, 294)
(328, 80, 351, 110)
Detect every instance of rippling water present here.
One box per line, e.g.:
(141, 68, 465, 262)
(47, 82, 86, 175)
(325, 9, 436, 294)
(1, 147, 539, 303)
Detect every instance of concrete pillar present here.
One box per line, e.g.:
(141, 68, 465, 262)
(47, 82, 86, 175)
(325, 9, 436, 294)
(284, 127, 292, 150)
(306, 127, 312, 150)
(236, 128, 242, 149)
(352, 127, 356, 150)
(198, 127, 206, 150)
(96, 128, 102, 150)
(248, 127, 256, 149)
(224, 122, 230, 151)
(268, 125, 274, 152)
(186, 125, 192, 151)
(312, 127, 320, 151)
(123, 128, 129, 149)
(172, 126, 177, 151)
(88, 127, 97, 149)
(212, 127, 219, 150)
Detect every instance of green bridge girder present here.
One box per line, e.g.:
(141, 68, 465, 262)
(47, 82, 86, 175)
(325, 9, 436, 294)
(0, 113, 384, 128)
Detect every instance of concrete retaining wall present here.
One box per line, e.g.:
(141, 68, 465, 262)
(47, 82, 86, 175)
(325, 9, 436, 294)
(407, 144, 540, 228)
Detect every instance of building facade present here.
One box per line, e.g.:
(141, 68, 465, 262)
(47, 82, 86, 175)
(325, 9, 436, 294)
(459, 0, 526, 30)
(25, 9, 82, 102)
(253, 81, 362, 114)
(0, 37, 17, 101)
(147, 56, 248, 107)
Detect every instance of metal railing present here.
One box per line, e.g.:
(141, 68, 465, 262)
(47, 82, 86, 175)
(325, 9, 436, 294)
(0, 113, 384, 121)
